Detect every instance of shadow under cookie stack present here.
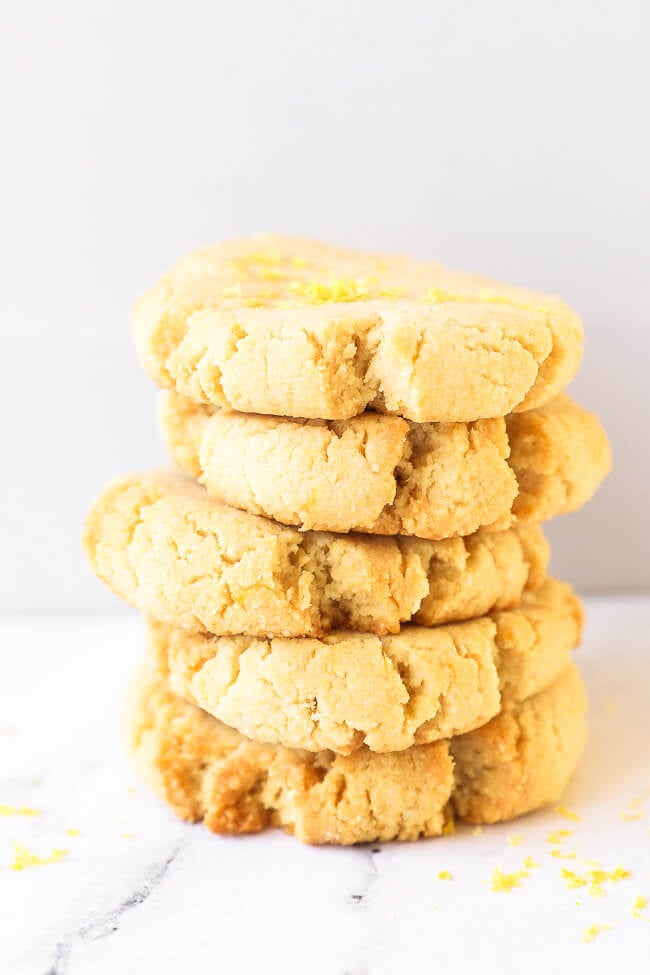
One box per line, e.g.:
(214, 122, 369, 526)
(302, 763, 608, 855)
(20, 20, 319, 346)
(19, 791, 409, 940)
(84, 236, 610, 845)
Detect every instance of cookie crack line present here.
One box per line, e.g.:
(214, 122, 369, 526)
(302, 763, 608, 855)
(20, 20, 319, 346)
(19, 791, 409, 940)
(159, 392, 610, 538)
(133, 234, 584, 422)
(124, 663, 586, 845)
(83, 470, 553, 639)
(149, 577, 582, 755)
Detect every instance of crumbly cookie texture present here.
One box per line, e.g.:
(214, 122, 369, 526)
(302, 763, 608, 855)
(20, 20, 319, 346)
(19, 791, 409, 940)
(161, 392, 610, 537)
(133, 234, 583, 422)
(124, 662, 586, 845)
(149, 577, 582, 754)
(83, 470, 548, 638)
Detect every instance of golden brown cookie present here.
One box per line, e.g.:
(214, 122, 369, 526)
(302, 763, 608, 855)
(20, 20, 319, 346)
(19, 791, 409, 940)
(150, 578, 582, 754)
(160, 392, 610, 536)
(133, 235, 583, 422)
(124, 661, 586, 845)
(83, 470, 548, 637)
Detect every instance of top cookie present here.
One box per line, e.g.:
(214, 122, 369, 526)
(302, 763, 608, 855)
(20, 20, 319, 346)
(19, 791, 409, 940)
(133, 235, 583, 422)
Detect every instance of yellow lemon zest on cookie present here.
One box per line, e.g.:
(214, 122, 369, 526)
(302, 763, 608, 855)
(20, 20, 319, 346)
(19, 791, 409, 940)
(10, 843, 69, 870)
(420, 286, 546, 314)
(289, 278, 370, 304)
(547, 828, 573, 844)
(489, 867, 530, 893)
(507, 834, 523, 847)
(582, 923, 610, 943)
(556, 805, 582, 822)
(0, 804, 41, 817)
(437, 870, 453, 880)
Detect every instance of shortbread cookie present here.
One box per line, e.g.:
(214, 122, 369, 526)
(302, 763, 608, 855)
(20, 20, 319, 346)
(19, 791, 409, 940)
(150, 577, 581, 754)
(83, 470, 548, 637)
(124, 661, 586, 844)
(160, 392, 610, 537)
(133, 235, 583, 422)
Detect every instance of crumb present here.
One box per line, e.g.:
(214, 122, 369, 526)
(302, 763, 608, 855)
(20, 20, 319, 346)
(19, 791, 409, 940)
(441, 812, 455, 836)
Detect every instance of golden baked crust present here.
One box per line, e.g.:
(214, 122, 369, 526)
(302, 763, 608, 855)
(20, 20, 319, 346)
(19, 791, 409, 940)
(150, 578, 582, 754)
(160, 392, 610, 536)
(124, 662, 586, 845)
(133, 235, 583, 422)
(83, 470, 548, 637)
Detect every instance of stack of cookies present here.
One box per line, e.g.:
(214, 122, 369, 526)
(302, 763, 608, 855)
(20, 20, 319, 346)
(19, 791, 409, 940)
(84, 236, 610, 845)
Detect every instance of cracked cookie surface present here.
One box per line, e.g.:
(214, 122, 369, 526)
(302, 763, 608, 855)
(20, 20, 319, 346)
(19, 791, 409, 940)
(133, 234, 583, 422)
(161, 392, 610, 536)
(83, 471, 548, 637)
(150, 577, 582, 754)
(124, 661, 586, 844)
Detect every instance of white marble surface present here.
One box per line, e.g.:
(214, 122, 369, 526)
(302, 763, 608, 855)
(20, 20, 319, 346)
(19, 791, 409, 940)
(1, 597, 649, 975)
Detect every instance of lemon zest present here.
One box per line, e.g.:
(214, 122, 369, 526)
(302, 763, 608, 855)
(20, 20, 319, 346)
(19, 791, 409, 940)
(10, 843, 69, 870)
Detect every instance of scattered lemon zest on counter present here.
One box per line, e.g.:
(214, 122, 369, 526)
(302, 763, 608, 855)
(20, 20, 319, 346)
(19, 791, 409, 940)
(489, 867, 529, 893)
(65, 828, 80, 837)
(0, 804, 41, 817)
(633, 895, 647, 918)
(582, 923, 609, 943)
(437, 870, 453, 881)
(472, 826, 483, 836)
(120, 832, 134, 840)
(508, 834, 523, 847)
(562, 864, 630, 898)
(556, 806, 581, 822)
(551, 849, 577, 860)
(547, 829, 572, 844)
(620, 811, 644, 822)
(10, 843, 69, 870)
(523, 856, 540, 870)
(126, 786, 137, 794)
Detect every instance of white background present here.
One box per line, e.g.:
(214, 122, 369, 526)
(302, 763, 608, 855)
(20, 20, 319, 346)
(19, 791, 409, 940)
(1, 0, 649, 612)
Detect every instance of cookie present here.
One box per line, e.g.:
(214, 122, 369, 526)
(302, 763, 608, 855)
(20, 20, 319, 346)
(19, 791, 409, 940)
(83, 470, 548, 637)
(133, 235, 583, 422)
(124, 661, 586, 844)
(160, 392, 610, 537)
(149, 577, 582, 754)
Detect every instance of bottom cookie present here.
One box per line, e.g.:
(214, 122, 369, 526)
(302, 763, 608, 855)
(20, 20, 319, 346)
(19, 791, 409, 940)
(124, 661, 586, 845)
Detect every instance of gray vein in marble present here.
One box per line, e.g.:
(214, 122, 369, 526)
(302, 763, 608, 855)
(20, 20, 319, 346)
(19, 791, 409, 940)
(347, 847, 380, 909)
(39, 840, 185, 975)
